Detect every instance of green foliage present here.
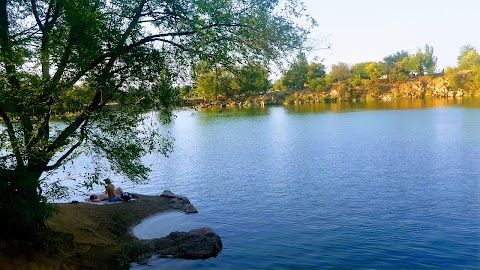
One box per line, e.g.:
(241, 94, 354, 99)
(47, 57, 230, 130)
(273, 79, 286, 90)
(55, 84, 96, 115)
(194, 63, 271, 98)
(364, 62, 383, 81)
(281, 52, 309, 90)
(232, 64, 271, 95)
(0, 0, 313, 236)
(195, 67, 235, 99)
(382, 50, 409, 81)
(277, 53, 326, 91)
(421, 44, 437, 74)
(351, 62, 370, 80)
(307, 62, 327, 81)
(457, 48, 480, 70)
(444, 45, 480, 95)
(458, 45, 477, 63)
(383, 50, 409, 65)
(380, 45, 437, 80)
(445, 66, 480, 94)
(179, 85, 194, 98)
(329, 62, 351, 82)
(404, 44, 437, 75)
(308, 77, 328, 90)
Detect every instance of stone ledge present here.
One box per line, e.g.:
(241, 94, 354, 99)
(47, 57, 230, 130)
(138, 227, 223, 260)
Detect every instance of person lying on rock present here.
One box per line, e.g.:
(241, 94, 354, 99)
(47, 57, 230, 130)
(89, 192, 109, 202)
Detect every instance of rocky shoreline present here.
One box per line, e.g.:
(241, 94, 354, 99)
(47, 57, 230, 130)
(131, 191, 222, 263)
(190, 76, 477, 108)
(1, 191, 222, 269)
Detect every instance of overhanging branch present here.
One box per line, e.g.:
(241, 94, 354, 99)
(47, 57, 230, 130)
(122, 22, 246, 53)
(44, 119, 89, 171)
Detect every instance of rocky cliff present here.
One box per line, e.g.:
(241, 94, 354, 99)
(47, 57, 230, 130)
(279, 76, 474, 105)
(195, 76, 477, 108)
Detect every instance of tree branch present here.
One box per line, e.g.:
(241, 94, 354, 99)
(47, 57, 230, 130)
(47, 73, 109, 154)
(44, 119, 88, 171)
(118, 0, 147, 47)
(66, 53, 110, 87)
(0, 108, 25, 168)
(124, 23, 245, 51)
(46, 105, 90, 154)
(51, 30, 73, 83)
(45, 0, 61, 30)
(30, 0, 45, 30)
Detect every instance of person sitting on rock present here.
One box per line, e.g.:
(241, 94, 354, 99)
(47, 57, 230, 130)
(104, 178, 123, 202)
(89, 179, 124, 202)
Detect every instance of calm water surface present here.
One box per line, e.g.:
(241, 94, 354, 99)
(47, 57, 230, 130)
(71, 98, 480, 269)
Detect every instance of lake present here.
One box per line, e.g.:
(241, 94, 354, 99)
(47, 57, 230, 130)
(68, 98, 480, 269)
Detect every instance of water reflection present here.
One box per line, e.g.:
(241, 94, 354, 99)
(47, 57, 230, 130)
(193, 97, 480, 117)
(284, 97, 480, 114)
(195, 106, 271, 126)
(199, 106, 269, 117)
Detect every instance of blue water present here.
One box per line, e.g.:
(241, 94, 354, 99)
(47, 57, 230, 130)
(65, 99, 480, 269)
(124, 100, 480, 269)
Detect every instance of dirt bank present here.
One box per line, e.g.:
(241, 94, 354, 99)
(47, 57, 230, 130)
(0, 194, 197, 270)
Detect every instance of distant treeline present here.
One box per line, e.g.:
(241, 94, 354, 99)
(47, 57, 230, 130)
(57, 45, 480, 113)
(181, 44, 480, 105)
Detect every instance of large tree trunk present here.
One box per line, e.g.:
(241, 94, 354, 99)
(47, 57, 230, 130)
(0, 168, 52, 240)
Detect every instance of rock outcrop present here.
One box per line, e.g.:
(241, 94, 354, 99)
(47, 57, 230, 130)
(386, 77, 463, 99)
(132, 191, 221, 263)
(140, 227, 223, 260)
(160, 190, 198, 214)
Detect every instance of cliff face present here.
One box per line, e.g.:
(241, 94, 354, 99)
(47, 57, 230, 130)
(379, 77, 462, 100)
(195, 76, 477, 108)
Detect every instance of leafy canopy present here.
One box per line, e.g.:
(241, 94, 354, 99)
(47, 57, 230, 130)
(281, 51, 309, 90)
(457, 46, 480, 70)
(0, 0, 315, 234)
(194, 62, 270, 99)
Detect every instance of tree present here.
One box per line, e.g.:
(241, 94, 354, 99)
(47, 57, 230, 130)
(399, 54, 421, 75)
(383, 50, 409, 66)
(194, 63, 270, 98)
(350, 62, 370, 80)
(305, 62, 326, 90)
(273, 79, 286, 91)
(458, 45, 477, 63)
(382, 50, 409, 80)
(195, 67, 235, 99)
(281, 51, 309, 90)
(417, 44, 437, 74)
(232, 63, 271, 96)
(0, 0, 314, 237)
(364, 62, 383, 81)
(307, 62, 327, 81)
(384, 45, 437, 77)
(329, 62, 351, 82)
(457, 48, 480, 70)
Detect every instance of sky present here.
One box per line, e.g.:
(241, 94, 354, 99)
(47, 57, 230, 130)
(301, 0, 480, 71)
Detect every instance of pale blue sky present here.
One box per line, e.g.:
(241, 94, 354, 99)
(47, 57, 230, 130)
(303, 0, 480, 70)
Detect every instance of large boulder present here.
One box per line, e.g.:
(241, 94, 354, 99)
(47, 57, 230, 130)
(141, 227, 223, 260)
